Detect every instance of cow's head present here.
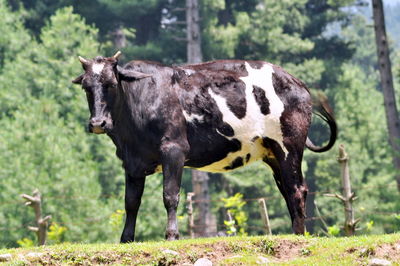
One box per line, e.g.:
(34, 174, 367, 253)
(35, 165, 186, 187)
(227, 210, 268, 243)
(72, 51, 151, 134)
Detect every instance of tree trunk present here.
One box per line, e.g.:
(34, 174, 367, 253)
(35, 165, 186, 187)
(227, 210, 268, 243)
(186, 0, 215, 237)
(372, 0, 400, 192)
(186, 0, 202, 63)
(111, 25, 126, 49)
(191, 171, 216, 237)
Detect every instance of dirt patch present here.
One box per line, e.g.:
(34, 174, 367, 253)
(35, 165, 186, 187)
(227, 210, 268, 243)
(175, 242, 234, 264)
(176, 238, 308, 264)
(273, 239, 309, 261)
(346, 240, 400, 264)
(373, 241, 400, 262)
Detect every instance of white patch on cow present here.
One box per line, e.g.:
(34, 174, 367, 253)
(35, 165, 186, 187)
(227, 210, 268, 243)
(195, 62, 287, 173)
(184, 69, 196, 76)
(92, 63, 105, 75)
(240, 62, 287, 155)
(182, 110, 204, 123)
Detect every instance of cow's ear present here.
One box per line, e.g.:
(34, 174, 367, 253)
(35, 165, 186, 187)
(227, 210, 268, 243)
(72, 74, 84, 84)
(117, 65, 152, 80)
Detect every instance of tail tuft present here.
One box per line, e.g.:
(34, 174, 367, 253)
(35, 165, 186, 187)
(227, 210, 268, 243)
(306, 93, 337, 153)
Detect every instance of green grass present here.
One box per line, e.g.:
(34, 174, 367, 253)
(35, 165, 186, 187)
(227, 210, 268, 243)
(0, 234, 399, 265)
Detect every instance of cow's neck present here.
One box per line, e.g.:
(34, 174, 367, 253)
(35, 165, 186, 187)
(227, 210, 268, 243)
(111, 79, 153, 142)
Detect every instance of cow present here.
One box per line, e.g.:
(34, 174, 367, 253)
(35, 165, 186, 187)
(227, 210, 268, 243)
(72, 51, 336, 242)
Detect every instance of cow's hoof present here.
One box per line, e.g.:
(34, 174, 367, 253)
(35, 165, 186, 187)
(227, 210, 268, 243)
(292, 219, 305, 235)
(120, 236, 135, 243)
(165, 231, 179, 241)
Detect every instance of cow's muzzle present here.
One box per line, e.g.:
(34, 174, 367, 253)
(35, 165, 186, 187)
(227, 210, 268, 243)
(88, 117, 112, 134)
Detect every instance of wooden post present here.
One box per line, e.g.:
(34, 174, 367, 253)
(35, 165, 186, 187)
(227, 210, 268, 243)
(21, 189, 51, 246)
(258, 198, 272, 235)
(338, 145, 360, 236)
(186, 192, 195, 238)
(325, 145, 360, 236)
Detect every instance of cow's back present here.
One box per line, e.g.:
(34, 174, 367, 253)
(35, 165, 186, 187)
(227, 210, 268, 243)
(172, 60, 312, 173)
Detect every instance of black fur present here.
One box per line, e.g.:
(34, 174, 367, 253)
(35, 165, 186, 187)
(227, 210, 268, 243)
(253, 85, 270, 115)
(224, 156, 244, 170)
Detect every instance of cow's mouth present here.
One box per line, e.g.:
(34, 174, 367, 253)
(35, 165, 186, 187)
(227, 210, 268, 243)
(91, 126, 106, 134)
(88, 117, 113, 134)
(88, 123, 113, 134)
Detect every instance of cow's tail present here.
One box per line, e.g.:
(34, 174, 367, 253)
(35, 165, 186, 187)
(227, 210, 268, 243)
(306, 93, 337, 153)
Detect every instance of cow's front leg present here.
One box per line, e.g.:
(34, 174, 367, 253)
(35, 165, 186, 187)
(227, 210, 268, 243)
(120, 174, 146, 243)
(161, 143, 186, 240)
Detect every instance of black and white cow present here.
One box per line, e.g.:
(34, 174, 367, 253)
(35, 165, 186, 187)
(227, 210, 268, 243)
(72, 51, 336, 242)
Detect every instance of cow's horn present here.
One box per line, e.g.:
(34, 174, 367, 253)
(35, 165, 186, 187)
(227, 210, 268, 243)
(78, 56, 89, 65)
(113, 51, 122, 60)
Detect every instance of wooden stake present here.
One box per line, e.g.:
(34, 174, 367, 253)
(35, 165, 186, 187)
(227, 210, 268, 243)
(326, 145, 360, 236)
(338, 145, 360, 236)
(258, 198, 272, 235)
(21, 189, 51, 245)
(186, 192, 195, 238)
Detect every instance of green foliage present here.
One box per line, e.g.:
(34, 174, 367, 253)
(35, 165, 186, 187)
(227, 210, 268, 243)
(16, 238, 34, 248)
(0, 99, 108, 245)
(0, 4, 122, 248)
(327, 225, 340, 237)
(98, 0, 160, 18)
(48, 223, 67, 244)
(223, 219, 237, 236)
(109, 210, 124, 230)
(258, 238, 275, 255)
(365, 220, 374, 232)
(222, 193, 248, 236)
(0, 0, 31, 67)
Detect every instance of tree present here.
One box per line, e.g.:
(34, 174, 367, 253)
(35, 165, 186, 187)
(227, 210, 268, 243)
(0, 0, 31, 68)
(0, 6, 123, 247)
(371, 0, 400, 192)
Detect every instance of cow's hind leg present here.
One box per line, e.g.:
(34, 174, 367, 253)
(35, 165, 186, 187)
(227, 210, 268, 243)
(263, 138, 308, 234)
(161, 143, 186, 240)
(121, 174, 146, 243)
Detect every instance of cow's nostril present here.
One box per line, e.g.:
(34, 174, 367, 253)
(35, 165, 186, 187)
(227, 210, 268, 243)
(100, 121, 106, 128)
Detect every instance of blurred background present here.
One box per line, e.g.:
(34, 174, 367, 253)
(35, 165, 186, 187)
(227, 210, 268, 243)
(0, 0, 399, 248)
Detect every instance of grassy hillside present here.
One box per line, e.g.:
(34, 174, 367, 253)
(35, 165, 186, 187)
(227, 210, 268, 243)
(0, 234, 399, 265)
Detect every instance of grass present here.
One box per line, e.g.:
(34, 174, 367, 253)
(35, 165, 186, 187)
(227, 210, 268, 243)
(0, 234, 399, 265)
